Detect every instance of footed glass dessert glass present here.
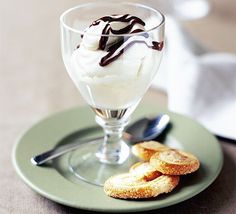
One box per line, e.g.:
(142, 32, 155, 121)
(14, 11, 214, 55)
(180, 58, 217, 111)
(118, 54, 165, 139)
(60, 2, 165, 186)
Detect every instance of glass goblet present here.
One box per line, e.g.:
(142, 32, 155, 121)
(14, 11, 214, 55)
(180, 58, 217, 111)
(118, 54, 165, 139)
(60, 2, 165, 186)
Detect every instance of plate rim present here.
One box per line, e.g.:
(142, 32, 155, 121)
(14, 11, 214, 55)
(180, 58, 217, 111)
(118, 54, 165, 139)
(12, 105, 223, 212)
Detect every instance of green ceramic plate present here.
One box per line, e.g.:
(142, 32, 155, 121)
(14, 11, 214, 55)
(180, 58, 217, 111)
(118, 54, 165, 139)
(12, 105, 223, 213)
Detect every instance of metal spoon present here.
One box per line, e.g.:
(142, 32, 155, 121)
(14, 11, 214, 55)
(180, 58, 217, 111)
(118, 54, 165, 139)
(31, 114, 170, 166)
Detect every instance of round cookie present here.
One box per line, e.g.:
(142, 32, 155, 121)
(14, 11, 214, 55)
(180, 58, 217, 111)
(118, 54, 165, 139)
(132, 141, 170, 161)
(150, 149, 200, 175)
(104, 173, 179, 199)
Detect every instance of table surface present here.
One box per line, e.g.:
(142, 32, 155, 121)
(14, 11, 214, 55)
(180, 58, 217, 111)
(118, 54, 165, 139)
(1, 0, 236, 213)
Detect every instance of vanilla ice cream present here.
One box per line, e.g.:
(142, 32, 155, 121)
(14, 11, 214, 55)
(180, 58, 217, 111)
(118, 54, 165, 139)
(69, 14, 164, 109)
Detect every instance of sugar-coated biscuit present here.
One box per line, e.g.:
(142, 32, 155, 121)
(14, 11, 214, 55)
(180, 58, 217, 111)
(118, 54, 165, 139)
(104, 141, 200, 200)
(150, 149, 200, 175)
(132, 141, 169, 161)
(104, 173, 179, 199)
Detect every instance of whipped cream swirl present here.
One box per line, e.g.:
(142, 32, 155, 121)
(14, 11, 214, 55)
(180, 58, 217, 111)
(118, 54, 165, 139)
(79, 14, 163, 66)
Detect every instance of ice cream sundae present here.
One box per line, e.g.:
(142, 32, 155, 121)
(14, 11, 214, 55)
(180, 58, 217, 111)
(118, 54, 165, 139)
(70, 14, 164, 110)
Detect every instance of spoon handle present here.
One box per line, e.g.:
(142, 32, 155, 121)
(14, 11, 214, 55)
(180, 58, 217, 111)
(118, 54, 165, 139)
(31, 136, 103, 166)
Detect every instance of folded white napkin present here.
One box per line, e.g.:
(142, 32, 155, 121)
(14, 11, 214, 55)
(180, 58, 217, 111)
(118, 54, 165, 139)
(152, 17, 236, 140)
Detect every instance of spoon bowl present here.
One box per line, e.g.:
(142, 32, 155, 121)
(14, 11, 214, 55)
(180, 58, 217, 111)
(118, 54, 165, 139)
(126, 114, 170, 143)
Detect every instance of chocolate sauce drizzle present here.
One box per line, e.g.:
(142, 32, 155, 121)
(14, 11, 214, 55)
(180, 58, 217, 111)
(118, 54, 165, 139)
(80, 14, 164, 66)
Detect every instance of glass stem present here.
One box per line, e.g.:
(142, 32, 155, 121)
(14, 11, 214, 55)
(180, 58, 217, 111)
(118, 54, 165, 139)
(95, 116, 130, 164)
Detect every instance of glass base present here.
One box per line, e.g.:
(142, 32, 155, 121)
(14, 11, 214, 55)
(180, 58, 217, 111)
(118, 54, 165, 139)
(68, 140, 138, 186)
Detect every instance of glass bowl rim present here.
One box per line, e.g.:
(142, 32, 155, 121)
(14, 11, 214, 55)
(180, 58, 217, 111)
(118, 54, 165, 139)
(60, 2, 165, 37)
